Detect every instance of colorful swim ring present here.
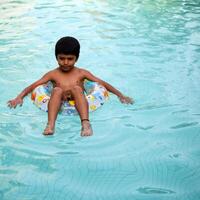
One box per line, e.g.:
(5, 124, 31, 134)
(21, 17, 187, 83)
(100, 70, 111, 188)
(31, 80, 109, 115)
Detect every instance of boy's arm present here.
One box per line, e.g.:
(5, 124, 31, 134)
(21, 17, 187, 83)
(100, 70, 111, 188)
(7, 72, 52, 108)
(82, 70, 133, 104)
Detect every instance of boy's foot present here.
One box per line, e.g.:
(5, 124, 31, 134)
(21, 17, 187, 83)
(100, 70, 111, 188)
(81, 120, 93, 137)
(43, 124, 54, 135)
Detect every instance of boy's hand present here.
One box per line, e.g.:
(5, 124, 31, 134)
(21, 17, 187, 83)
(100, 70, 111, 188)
(118, 95, 134, 104)
(7, 97, 23, 109)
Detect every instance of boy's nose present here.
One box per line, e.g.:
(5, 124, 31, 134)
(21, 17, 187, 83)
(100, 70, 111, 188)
(64, 59, 68, 65)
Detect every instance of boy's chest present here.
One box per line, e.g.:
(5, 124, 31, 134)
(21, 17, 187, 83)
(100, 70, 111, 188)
(52, 71, 84, 88)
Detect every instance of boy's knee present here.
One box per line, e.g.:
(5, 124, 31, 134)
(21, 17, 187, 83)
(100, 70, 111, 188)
(72, 85, 83, 93)
(52, 87, 63, 95)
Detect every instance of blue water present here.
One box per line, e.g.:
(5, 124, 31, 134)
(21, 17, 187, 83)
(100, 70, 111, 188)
(1, 0, 200, 199)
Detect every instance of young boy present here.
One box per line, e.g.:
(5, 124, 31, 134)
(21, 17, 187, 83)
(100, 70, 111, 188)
(7, 36, 133, 136)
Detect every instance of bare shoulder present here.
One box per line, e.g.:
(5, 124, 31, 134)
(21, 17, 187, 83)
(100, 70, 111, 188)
(50, 68, 61, 75)
(76, 67, 101, 82)
(77, 67, 91, 75)
(51, 68, 60, 73)
(42, 68, 58, 80)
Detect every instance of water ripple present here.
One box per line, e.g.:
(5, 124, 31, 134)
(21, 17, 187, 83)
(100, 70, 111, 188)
(137, 186, 175, 194)
(171, 122, 198, 129)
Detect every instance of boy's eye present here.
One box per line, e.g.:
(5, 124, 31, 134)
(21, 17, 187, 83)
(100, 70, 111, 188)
(59, 57, 74, 61)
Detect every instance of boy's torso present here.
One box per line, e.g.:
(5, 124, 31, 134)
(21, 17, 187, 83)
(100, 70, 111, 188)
(50, 67, 85, 91)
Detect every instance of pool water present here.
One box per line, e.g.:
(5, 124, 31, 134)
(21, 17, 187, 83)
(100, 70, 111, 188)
(1, 0, 200, 199)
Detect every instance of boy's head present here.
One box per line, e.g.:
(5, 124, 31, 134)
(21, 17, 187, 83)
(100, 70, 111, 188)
(55, 36, 80, 60)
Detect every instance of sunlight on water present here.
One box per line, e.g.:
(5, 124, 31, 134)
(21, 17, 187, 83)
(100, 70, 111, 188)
(0, 0, 200, 199)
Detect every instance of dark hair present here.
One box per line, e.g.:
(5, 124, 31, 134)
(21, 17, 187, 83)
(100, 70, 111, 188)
(55, 36, 80, 60)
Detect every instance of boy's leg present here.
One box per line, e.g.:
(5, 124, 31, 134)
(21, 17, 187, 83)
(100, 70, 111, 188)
(44, 87, 63, 135)
(71, 86, 93, 136)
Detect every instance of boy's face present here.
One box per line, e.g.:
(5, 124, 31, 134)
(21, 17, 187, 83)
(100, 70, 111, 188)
(57, 54, 77, 72)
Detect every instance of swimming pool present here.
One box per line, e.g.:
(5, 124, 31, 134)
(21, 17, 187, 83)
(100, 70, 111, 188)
(1, 0, 200, 199)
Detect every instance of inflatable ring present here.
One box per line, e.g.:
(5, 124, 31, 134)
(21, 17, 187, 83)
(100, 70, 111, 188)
(31, 80, 109, 115)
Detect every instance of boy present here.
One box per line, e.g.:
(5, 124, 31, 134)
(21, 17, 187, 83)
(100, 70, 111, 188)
(7, 36, 133, 136)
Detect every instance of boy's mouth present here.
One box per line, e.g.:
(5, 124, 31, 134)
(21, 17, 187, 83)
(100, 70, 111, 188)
(60, 66, 72, 72)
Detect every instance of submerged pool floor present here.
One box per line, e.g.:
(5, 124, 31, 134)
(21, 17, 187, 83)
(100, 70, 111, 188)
(0, 0, 200, 199)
